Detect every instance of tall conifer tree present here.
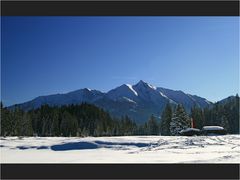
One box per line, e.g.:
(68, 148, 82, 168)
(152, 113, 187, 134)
(160, 103, 172, 135)
(170, 104, 190, 136)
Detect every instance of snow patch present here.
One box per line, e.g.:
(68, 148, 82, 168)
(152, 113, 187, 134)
(123, 97, 136, 104)
(187, 94, 196, 102)
(159, 92, 169, 99)
(147, 83, 157, 90)
(129, 109, 137, 112)
(204, 99, 211, 105)
(159, 92, 175, 103)
(135, 80, 156, 90)
(180, 128, 201, 133)
(125, 84, 138, 96)
(202, 126, 224, 131)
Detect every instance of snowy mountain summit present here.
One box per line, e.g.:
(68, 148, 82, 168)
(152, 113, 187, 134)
(9, 80, 212, 123)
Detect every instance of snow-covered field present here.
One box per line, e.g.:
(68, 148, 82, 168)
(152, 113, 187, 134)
(1, 135, 239, 163)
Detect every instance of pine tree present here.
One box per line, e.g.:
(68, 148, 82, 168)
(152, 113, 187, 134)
(1, 103, 7, 136)
(13, 108, 24, 136)
(81, 127, 89, 137)
(21, 112, 33, 136)
(60, 111, 78, 136)
(31, 110, 41, 136)
(94, 123, 104, 136)
(60, 111, 70, 136)
(0, 103, 11, 136)
(146, 114, 159, 135)
(190, 105, 204, 129)
(51, 109, 60, 136)
(220, 115, 230, 133)
(160, 103, 172, 135)
(170, 104, 190, 136)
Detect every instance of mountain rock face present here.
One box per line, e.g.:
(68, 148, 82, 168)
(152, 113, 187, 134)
(9, 80, 212, 123)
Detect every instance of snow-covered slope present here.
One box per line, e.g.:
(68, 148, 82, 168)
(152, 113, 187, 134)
(1, 135, 239, 163)
(8, 80, 212, 123)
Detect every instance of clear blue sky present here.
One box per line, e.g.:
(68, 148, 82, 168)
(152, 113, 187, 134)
(1, 16, 239, 106)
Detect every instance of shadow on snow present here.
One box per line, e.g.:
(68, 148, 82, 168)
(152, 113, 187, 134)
(51, 142, 99, 151)
(16, 146, 49, 150)
(15, 141, 156, 151)
(50, 141, 154, 151)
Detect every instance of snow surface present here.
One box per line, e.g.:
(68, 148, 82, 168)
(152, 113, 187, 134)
(202, 126, 224, 131)
(1, 135, 239, 163)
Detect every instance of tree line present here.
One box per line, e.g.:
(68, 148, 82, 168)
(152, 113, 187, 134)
(0, 95, 239, 137)
(160, 95, 239, 135)
(0, 103, 158, 137)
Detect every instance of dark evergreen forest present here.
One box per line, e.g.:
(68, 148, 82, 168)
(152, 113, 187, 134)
(1, 95, 239, 137)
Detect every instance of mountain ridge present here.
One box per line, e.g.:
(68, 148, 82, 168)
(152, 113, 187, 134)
(9, 80, 213, 123)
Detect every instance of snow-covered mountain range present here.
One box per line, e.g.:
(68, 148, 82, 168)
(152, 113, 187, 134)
(9, 80, 212, 123)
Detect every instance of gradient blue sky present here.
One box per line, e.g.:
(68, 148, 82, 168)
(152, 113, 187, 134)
(1, 16, 239, 106)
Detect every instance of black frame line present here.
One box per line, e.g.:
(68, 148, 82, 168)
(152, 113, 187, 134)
(1, 163, 240, 179)
(1, 1, 239, 16)
(1, 0, 239, 179)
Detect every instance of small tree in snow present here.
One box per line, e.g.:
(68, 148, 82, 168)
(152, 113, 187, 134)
(170, 104, 191, 136)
